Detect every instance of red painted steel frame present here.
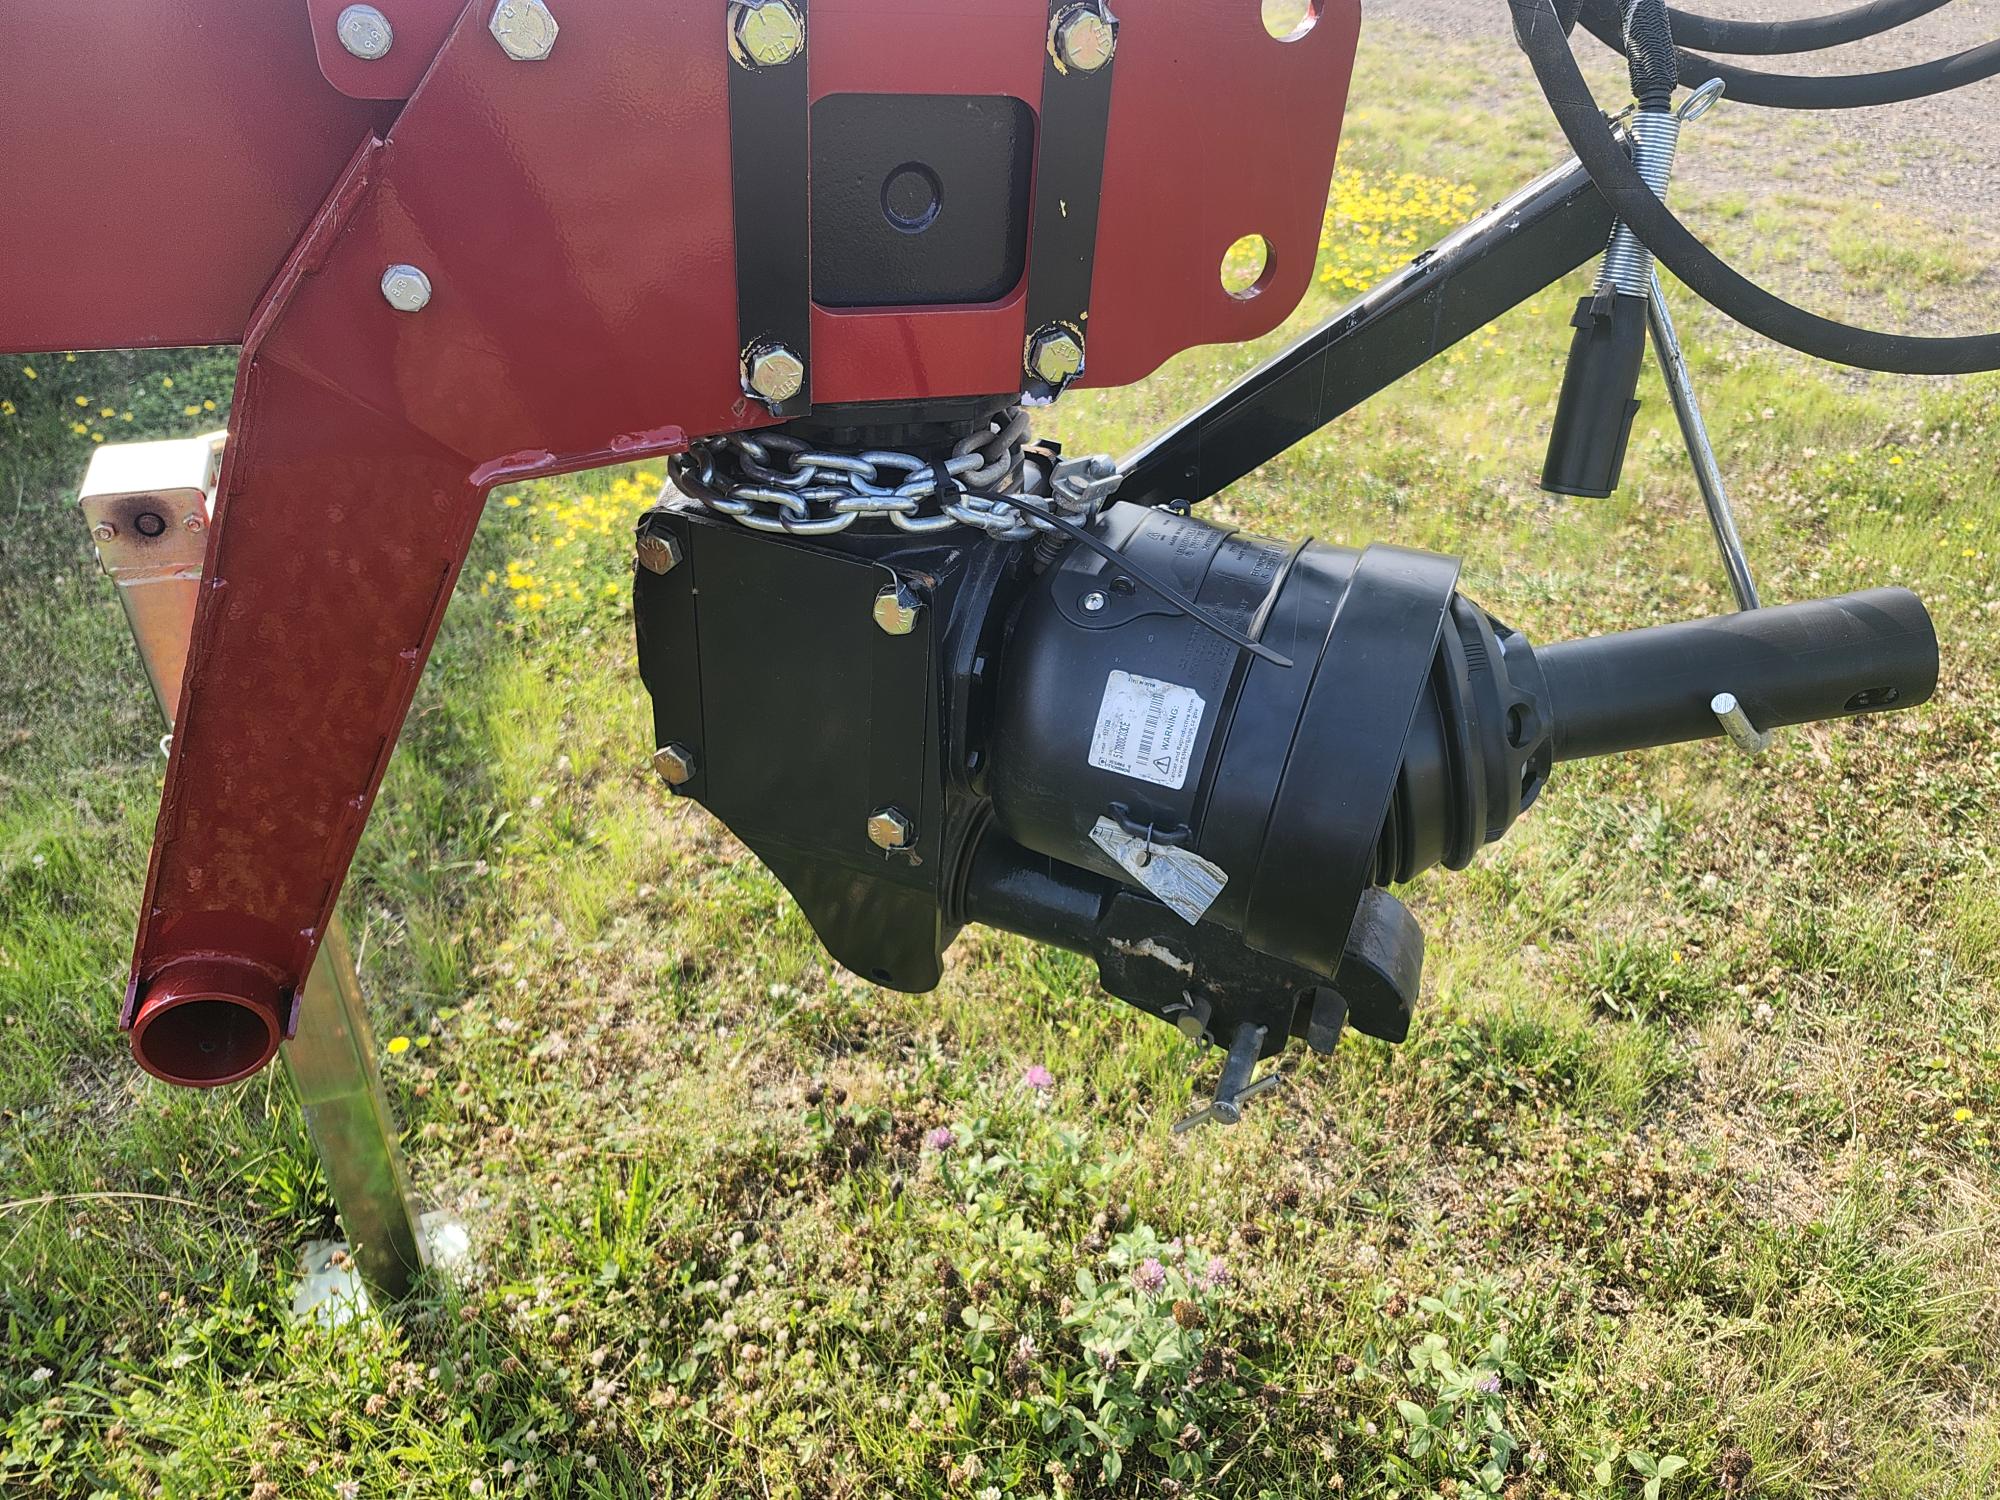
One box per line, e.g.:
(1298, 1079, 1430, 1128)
(1, 0, 1359, 1083)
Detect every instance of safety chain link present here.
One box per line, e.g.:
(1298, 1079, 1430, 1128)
(668, 407, 1102, 542)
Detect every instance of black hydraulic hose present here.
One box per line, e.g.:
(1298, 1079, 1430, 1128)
(1536, 587, 1937, 761)
(1644, 0, 1953, 56)
(1513, 0, 2000, 373)
(1578, 0, 2000, 107)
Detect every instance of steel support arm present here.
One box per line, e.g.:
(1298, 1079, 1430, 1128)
(1117, 156, 1617, 507)
(80, 435, 428, 1298)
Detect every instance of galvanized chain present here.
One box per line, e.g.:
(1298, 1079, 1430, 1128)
(668, 407, 1118, 542)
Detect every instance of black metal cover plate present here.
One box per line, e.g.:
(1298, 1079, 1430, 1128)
(810, 93, 1035, 308)
(633, 509, 959, 990)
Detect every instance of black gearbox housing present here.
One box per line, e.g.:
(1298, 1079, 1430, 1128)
(633, 498, 1561, 1063)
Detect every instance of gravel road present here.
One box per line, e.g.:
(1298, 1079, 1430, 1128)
(1367, 0, 2000, 217)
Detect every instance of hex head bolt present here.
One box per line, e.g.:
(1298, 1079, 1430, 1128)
(336, 4, 395, 59)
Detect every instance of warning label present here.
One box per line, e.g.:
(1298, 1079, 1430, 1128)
(1087, 671, 1205, 791)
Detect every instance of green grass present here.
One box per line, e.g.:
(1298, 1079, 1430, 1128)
(4, 22, 1999, 1499)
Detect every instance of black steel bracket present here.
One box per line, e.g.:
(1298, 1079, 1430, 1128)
(1117, 155, 1618, 507)
(726, 0, 813, 417)
(1021, 1, 1119, 402)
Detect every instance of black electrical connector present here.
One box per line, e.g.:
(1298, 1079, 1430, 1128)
(1542, 291, 1648, 497)
(1540, 0, 1679, 498)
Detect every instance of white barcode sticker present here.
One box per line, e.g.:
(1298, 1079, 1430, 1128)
(1087, 671, 1205, 790)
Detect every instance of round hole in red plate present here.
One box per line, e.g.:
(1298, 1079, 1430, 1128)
(1261, 0, 1321, 41)
(1220, 235, 1274, 300)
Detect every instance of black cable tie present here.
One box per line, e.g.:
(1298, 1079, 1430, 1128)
(963, 489, 1294, 668)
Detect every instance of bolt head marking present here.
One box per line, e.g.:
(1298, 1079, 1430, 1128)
(490, 0, 558, 60)
(1027, 326, 1085, 386)
(732, 0, 805, 67)
(1053, 6, 1116, 72)
(336, 4, 395, 59)
(873, 583, 922, 636)
(653, 744, 696, 786)
(745, 343, 806, 404)
(635, 532, 683, 575)
(380, 264, 433, 312)
(867, 806, 914, 851)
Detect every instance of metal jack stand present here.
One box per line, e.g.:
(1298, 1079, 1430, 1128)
(80, 432, 433, 1307)
(1646, 267, 1760, 612)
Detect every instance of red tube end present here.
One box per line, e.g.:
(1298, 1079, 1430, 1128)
(128, 961, 285, 1087)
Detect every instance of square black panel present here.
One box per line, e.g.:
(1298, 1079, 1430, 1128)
(810, 92, 1035, 309)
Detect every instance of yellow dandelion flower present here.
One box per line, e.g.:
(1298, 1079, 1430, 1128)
(74, 395, 90, 407)
(161, 376, 173, 388)
(21, 366, 37, 379)
(98, 407, 114, 419)
(0, 401, 13, 416)
(1955, 1106, 1974, 1122)
(386, 1036, 411, 1055)
(183, 405, 201, 417)
(70, 421, 88, 435)
(202, 400, 217, 411)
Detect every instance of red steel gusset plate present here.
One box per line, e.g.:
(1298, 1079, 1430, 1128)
(305, 0, 463, 100)
(1, 0, 1359, 1080)
(0, 1, 392, 352)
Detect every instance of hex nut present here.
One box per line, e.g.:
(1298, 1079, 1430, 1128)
(867, 806, 915, 851)
(745, 343, 806, 404)
(653, 744, 697, 786)
(872, 583, 922, 636)
(731, 0, 805, 67)
(636, 532, 683, 575)
(1027, 326, 1085, 386)
(91, 522, 116, 543)
(490, 0, 559, 60)
(380, 264, 433, 313)
(336, 4, 395, 59)
(1053, 6, 1116, 72)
